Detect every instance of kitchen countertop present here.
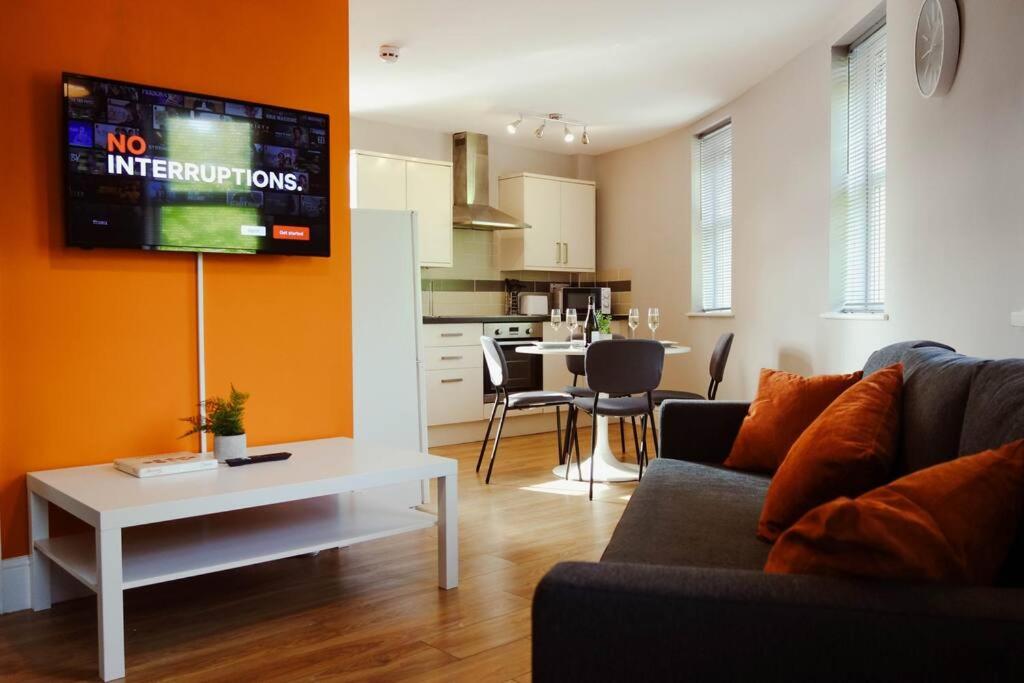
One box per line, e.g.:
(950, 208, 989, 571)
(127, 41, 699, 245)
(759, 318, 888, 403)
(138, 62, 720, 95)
(422, 314, 628, 324)
(422, 315, 547, 324)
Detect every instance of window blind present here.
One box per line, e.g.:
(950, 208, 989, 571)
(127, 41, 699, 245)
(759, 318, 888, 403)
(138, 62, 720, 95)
(842, 24, 886, 312)
(698, 123, 733, 312)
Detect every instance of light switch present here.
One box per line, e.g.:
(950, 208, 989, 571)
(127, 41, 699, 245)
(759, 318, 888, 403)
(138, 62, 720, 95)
(1012, 311, 1024, 327)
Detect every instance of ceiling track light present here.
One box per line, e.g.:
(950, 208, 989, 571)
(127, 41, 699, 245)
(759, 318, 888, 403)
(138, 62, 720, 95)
(509, 112, 591, 146)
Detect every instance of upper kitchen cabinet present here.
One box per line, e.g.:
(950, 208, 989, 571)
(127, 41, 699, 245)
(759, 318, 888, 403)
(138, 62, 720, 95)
(351, 150, 454, 268)
(494, 173, 596, 272)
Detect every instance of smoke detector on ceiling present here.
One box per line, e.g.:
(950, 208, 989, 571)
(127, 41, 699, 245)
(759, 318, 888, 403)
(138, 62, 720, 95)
(379, 45, 400, 63)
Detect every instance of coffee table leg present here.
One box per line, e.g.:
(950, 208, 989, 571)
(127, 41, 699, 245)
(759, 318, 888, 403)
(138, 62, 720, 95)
(437, 473, 458, 590)
(96, 528, 125, 681)
(29, 491, 51, 611)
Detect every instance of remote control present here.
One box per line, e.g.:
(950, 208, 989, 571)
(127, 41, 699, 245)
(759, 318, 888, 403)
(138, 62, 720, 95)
(224, 452, 292, 467)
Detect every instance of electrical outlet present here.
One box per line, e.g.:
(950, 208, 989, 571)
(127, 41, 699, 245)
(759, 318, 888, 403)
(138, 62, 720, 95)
(1012, 311, 1024, 327)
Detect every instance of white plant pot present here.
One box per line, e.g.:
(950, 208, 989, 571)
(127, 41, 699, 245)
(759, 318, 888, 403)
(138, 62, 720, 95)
(592, 332, 614, 342)
(214, 433, 247, 462)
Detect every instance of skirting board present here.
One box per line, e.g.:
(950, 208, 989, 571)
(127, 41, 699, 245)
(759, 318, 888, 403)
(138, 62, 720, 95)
(2, 554, 92, 614)
(428, 411, 592, 448)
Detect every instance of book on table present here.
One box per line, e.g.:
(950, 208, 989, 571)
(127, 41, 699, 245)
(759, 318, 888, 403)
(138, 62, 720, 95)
(114, 452, 218, 478)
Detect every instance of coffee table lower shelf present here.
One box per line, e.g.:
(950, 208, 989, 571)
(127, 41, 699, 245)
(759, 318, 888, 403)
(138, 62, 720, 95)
(34, 494, 437, 591)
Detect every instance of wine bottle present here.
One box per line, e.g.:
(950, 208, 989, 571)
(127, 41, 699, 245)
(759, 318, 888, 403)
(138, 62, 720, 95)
(584, 295, 597, 344)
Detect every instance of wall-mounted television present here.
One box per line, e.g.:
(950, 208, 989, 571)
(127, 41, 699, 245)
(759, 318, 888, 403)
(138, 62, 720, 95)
(63, 73, 330, 256)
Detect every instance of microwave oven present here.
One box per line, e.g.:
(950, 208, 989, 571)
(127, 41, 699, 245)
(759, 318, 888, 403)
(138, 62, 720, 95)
(552, 286, 611, 315)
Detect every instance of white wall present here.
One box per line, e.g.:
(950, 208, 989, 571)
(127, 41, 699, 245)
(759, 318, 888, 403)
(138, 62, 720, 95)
(595, 0, 1024, 400)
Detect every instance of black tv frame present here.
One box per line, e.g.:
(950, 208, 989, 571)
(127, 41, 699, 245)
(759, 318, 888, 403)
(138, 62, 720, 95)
(62, 72, 332, 257)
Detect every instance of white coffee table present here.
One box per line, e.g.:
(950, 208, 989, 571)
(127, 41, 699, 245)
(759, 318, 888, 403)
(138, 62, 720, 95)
(27, 437, 458, 682)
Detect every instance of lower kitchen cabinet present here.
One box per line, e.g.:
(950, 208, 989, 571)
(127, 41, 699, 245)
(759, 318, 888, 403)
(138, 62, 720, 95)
(426, 367, 482, 425)
(424, 323, 483, 426)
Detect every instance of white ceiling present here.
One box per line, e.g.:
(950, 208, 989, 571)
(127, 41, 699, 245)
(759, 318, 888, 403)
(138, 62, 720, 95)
(350, 0, 847, 155)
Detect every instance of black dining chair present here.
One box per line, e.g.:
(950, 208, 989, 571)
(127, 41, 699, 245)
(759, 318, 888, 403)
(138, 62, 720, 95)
(652, 332, 734, 404)
(563, 334, 641, 458)
(568, 339, 665, 500)
(477, 336, 575, 484)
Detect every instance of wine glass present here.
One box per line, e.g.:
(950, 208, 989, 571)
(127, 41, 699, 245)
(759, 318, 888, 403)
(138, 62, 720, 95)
(550, 309, 562, 334)
(628, 308, 640, 338)
(566, 308, 582, 349)
(648, 307, 661, 340)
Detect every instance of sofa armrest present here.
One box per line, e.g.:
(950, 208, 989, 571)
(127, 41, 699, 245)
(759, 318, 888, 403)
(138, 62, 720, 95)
(533, 562, 1024, 683)
(658, 399, 749, 463)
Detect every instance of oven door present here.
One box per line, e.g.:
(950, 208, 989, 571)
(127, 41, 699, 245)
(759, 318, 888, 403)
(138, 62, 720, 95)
(484, 339, 543, 402)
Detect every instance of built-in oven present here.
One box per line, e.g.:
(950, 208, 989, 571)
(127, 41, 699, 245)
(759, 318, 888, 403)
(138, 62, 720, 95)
(482, 321, 543, 403)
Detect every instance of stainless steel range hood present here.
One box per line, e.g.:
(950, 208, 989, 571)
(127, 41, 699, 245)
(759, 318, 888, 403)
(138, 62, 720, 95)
(452, 132, 531, 230)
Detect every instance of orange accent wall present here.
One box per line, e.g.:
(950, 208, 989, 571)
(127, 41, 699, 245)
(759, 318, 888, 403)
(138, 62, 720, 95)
(0, 0, 351, 558)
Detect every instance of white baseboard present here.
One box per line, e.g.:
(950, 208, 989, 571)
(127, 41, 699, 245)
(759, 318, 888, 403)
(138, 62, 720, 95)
(1, 554, 92, 614)
(1, 556, 30, 614)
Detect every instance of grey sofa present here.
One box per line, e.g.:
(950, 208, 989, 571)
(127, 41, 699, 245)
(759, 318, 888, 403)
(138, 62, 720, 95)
(533, 342, 1024, 682)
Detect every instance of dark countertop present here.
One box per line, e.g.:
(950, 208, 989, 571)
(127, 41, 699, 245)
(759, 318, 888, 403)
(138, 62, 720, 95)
(422, 315, 547, 324)
(422, 314, 628, 324)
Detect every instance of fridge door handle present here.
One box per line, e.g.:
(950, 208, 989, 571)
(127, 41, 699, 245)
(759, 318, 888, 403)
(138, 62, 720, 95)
(562, 242, 568, 264)
(555, 241, 561, 264)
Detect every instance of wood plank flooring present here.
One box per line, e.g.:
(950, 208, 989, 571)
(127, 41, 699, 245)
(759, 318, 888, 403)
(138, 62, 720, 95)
(0, 427, 647, 681)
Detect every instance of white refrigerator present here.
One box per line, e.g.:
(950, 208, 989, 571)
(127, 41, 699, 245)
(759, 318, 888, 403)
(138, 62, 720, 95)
(351, 209, 429, 507)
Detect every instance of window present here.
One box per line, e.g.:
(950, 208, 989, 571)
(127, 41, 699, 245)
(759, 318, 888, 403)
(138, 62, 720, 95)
(838, 24, 886, 312)
(697, 122, 732, 312)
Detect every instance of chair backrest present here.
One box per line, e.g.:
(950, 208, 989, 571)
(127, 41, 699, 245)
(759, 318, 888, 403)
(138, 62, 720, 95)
(584, 339, 664, 395)
(480, 336, 508, 389)
(707, 332, 735, 399)
(565, 333, 626, 379)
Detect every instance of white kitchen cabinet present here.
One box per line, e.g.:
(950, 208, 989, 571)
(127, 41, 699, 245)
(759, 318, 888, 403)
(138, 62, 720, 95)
(424, 323, 483, 425)
(494, 173, 596, 273)
(426, 368, 482, 426)
(351, 150, 453, 268)
(560, 180, 596, 271)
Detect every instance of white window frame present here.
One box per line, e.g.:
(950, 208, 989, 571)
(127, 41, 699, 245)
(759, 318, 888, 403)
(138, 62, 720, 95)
(691, 120, 733, 315)
(828, 19, 888, 320)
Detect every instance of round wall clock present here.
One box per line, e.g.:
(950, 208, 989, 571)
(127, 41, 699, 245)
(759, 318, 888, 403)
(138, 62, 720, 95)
(915, 0, 961, 97)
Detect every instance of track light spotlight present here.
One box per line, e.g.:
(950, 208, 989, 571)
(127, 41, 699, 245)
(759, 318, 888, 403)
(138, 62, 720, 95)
(581, 127, 590, 145)
(563, 125, 574, 143)
(535, 121, 546, 138)
(506, 117, 522, 134)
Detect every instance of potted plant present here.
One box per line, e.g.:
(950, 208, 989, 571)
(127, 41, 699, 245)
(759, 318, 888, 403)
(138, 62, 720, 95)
(592, 312, 615, 341)
(181, 385, 250, 462)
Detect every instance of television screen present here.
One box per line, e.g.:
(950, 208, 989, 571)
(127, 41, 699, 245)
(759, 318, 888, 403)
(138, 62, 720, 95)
(63, 73, 330, 256)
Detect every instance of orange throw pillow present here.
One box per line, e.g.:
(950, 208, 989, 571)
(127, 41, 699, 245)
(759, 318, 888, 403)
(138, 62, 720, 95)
(766, 440, 1024, 584)
(757, 364, 903, 542)
(724, 368, 862, 473)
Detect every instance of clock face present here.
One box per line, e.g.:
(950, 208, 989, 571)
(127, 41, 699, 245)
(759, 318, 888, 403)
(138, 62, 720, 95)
(916, 0, 944, 96)
(916, 0, 960, 97)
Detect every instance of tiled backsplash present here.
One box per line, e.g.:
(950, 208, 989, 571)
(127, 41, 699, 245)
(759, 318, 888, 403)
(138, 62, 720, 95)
(420, 230, 632, 316)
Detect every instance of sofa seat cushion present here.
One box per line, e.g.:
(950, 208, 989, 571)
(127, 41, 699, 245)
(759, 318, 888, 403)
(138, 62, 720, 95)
(601, 458, 771, 570)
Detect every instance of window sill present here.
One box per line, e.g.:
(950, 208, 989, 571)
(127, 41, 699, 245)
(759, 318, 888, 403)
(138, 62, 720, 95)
(820, 311, 889, 321)
(687, 310, 735, 318)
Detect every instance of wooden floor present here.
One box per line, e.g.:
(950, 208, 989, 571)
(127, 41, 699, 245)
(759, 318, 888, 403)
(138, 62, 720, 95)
(0, 427, 648, 682)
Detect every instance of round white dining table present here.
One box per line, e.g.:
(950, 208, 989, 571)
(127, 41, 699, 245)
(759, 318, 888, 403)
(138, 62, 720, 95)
(517, 342, 691, 482)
